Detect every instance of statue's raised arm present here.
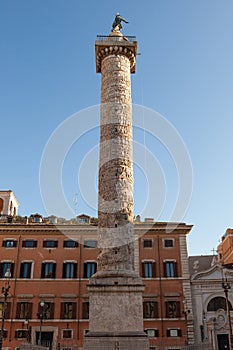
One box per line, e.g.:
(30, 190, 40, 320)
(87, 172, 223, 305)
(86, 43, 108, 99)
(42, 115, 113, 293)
(112, 13, 129, 32)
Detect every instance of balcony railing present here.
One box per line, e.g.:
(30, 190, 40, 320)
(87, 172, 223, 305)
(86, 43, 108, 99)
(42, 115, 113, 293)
(96, 35, 137, 43)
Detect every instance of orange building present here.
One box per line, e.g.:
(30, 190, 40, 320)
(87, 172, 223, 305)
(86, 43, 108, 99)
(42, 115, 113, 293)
(217, 228, 233, 267)
(0, 218, 193, 350)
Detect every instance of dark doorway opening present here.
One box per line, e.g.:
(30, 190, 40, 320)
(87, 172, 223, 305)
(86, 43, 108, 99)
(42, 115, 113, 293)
(36, 331, 53, 350)
(217, 334, 229, 350)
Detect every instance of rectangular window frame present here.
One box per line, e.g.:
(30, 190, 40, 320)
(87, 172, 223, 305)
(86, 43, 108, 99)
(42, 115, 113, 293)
(2, 240, 17, 248)
(142, 261, 156, 278)
(84, 262, 97, 278)
(165, 301, 181, 318)
(62, 263, 77, 279)
(60, 302, 76, 319)
(63, 240, 79, 248)
(143, 301, 158, 319)
(84, 240, 97, 248)
(43, 240, 58, 248)
(20, 262, 33, 279)
(22, 240, 37, 248)
(163, 238, 174, 248)
(41, 262, 56, 279)
(62, 329, 73, 339)
(0, 262, 14, 278)
(16, 302, 33, 319)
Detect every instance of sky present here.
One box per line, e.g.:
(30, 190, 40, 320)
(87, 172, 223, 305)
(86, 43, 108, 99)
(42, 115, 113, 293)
(1, 0, 233, 256)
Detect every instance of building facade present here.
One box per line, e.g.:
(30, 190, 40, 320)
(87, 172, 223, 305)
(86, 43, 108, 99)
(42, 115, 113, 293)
(0, 191, 19, 218)
(217, 228, 233, 267)
(189, 255, 233, 350)
(0, 219, 194, 350)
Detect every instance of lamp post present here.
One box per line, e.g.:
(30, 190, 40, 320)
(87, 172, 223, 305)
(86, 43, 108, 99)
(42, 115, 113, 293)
(222, 268, 233, 349)
(0, 269, 11, 350)
(38, 301, 45, 346)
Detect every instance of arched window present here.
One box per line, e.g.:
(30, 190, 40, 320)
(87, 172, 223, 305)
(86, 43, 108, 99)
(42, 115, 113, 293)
(207, 297, 232, 311)
(0, 198, 4, 214)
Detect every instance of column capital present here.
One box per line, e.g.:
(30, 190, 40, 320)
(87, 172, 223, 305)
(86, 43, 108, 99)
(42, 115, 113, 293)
(95, 34, 137, 73)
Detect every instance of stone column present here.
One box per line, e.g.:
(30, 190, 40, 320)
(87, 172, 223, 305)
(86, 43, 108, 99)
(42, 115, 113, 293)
(83, 31, 149, 350)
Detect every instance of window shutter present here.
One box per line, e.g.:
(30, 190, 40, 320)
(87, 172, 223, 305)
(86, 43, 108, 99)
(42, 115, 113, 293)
(52, 264, 56, 278)
(178, 329, 182, 337)
(28, 303, 33, 319)
(74, 263, 77, 278)
(50, 303, 54, 319)
(5, 302, 11, 319)
(10, 263, 14, 277)
(82, 302, 89, 319)
(152, 262, 156, 277)
(16, 302, 21, 319)
(0, 264, 3, 277)
(62, 264, 66, 278)
(163, 262, 166, 277)
(155, 302, 159, 318)
(60, 303, 64, 319)
(176, 301, 181, 317)
(41, 263, 45, 278)
(155, 329, 159, 337)
(72, 302, 77, 319)
(84, 263, 87, 278)
(13, 241, 17, 247)
(165, 302, 169, 318)
(166, 329, 170, 337)
(174, 262, 178, 277)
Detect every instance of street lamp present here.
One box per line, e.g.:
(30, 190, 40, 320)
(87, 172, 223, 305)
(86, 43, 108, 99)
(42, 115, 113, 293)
(222, 268, 233, 349)
(0, 268, 11, 350)
(38, 301, 47, 346)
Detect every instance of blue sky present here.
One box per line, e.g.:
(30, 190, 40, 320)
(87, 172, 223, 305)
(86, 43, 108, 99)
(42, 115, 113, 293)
(1, 0, 233, 255)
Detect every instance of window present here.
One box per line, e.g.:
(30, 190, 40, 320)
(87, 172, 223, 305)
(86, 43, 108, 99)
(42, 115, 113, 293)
(84, 262, 97, 278)
(16, 302, 33, 319)
(37, 302, 54, 319)
(84, 240, 97, 248)
(15, 330, 29, 339)
(1, 330, 7, 339)
(22, 240, 37, 248)
(167, 329, 182, 337)
(149, 348, 156, 350)
(43, 240, 58, 248)
(63, 240, 78, 248)
(62, 329, 73, 339)
(142, 262, 155, 278)
(144, 329, 159, 337)
(165, 301, 181, 318)
(2, 240, 17, 248)
(62, 263, 77, 279)
(207, 296, 232, 311)
(82, 302, 89, 319)
(143, 301, 158, 318)
(41, 262, 56, 278)
(143, 239, 153, 248)
(20, 262, 32, 278)
(164, 261, 177, 277)
(0, 262, 14, 278)
(0, 302, 11, 319)
(60, 303, 76, 319)
(164, 239, 174, 248)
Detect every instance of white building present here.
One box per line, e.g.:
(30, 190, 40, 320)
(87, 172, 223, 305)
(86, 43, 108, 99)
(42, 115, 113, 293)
(189, 255, 233, 350)
(0, 190, 19, 217)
